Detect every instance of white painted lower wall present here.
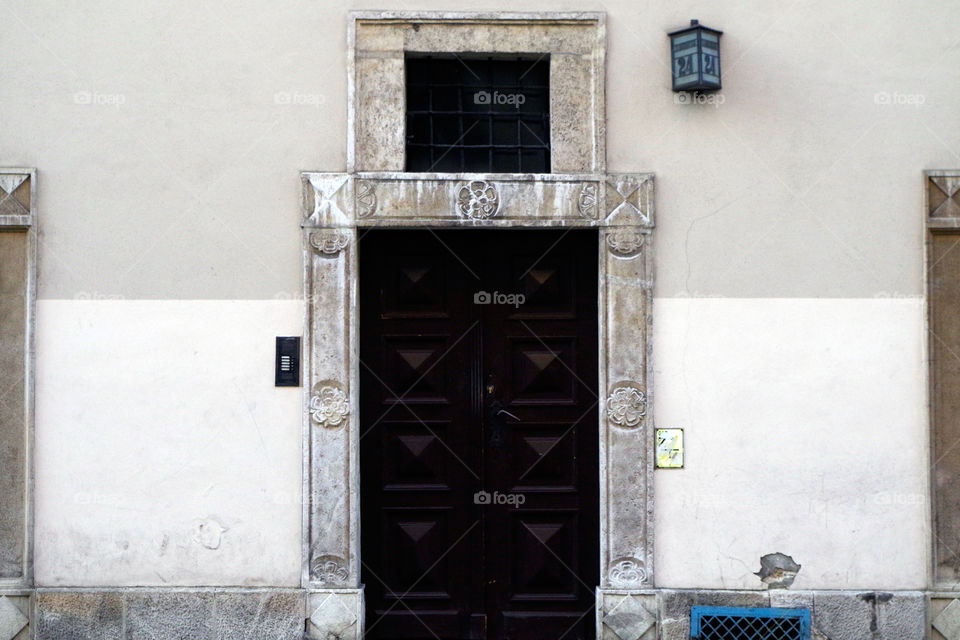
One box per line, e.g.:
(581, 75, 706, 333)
(34, 300, 304, 586)
(32, 297, 929, 589)
(652, 297, 929, 590)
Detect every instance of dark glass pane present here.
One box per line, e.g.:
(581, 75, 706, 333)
(492, 150, 520, 173)
(404, 54, 551, 172)
(463, 148, 489, 168)
(519, 120, 548, 146)
(407, 86, 430, 111)
(406, 146, 432, 172)
(520, 149, 549, 173)
(492, 118, 518, 146)
(433, 115, 461, 145)
(407, 115, 431, 145)
(462, 119, 490, 146)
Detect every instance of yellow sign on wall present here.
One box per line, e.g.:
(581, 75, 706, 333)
(656, 428, 684, 468)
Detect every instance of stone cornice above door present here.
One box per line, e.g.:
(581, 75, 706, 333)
(301, 172, 654, 228)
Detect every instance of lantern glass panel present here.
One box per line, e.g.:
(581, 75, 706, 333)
(669, 21, 722, 92)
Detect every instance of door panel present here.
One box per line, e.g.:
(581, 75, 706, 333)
(361, 229, 598, 640)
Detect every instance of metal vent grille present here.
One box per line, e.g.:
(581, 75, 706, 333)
(691, 607, 810, 640)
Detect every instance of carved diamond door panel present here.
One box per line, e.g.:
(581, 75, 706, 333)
(361, 230, 598, 640)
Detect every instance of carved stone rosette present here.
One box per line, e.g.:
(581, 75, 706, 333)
(310, 383, 350, 428)
(311, 553, 350, 585)
(606, 229, 644, 258)
(607, 557, 648, 588)
(606, 384, 647, 429)
(309, 229, 350, 255)
(456, 180, 500, 219)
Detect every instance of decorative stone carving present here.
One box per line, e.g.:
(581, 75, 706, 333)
(0, 597, 28, 640)
(935, 599, 960, 640)
(310, 383, 350, 427)
(308, 590, 363, 640)
(305, 173, 350, 225)
(608, 557, 647, 587)
(0, 173, 30, 219)
(456, 180, 500, 219)
(605, 175, 653, 226)
(606, 229, 644, 258)
(356, 180, 377, 218)
(606, 384, 647, 429)
(929, 173, 960, 218)
(311, 554, 350, 585)
(577, 183, 598, 218)
(309, 229, 350, 255)
(602, 595, 656, 640)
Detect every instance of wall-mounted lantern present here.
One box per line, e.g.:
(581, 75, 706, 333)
(668, 19, 722, 92)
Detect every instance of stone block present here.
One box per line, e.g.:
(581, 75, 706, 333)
(125, 592, 215, 639)
(307, 589, 363, 640)
(0, 595, 29, 640)
(212, 592, 304, 640)
(36, 592, 123, 640)
(813, 591, 925, 640)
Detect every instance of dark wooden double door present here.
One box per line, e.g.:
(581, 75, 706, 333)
(360, 230, 599, 640)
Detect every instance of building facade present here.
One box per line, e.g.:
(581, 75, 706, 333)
(0, 2, 958, 639)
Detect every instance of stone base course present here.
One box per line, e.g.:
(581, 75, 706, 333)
(0, 588, 932, 640)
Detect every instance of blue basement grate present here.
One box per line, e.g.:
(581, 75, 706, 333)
(691, 606, 811, 640)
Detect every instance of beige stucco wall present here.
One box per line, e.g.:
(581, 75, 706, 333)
(1, 0, 955, 588)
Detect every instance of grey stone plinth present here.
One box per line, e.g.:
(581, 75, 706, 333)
(307, 589, 363, 640)
(597, 590, 656, 640)
(36, 592, 123, 640)
(213, 592, 304, 639)
(0, 596, 28, 640)
(813, 591, 925, 640)
(36, 590, 306, 640)
(125, 592, 216, 639)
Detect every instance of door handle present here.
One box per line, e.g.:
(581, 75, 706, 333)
(487, 400, 518, 448)
(496, 408, 521, 422)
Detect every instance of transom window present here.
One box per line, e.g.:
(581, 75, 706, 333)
(404, 54, 551, 173)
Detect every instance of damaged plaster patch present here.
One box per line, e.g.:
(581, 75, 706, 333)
(755, 552, 801, 589)
(193, 518, 228, 550)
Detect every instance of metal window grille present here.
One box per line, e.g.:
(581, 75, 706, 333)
(691, 607, 811, 640)
(405, 54, 551, 173)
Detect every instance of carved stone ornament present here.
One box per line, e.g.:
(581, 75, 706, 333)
(608, 557, 647, 587)
(456, 180, 500, 219)
(606, 229, 644, 258)
(356, 180, 377, 218)
(577, 183, 598, 218)
(606, 384, 647, 429)
(311, 553, 350, 585)
(310, 383, 350, 427)
(310, 229, 350, 255)
(602, 596, 656, 640)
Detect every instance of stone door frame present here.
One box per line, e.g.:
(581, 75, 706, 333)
(301, 12, 655, 639)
